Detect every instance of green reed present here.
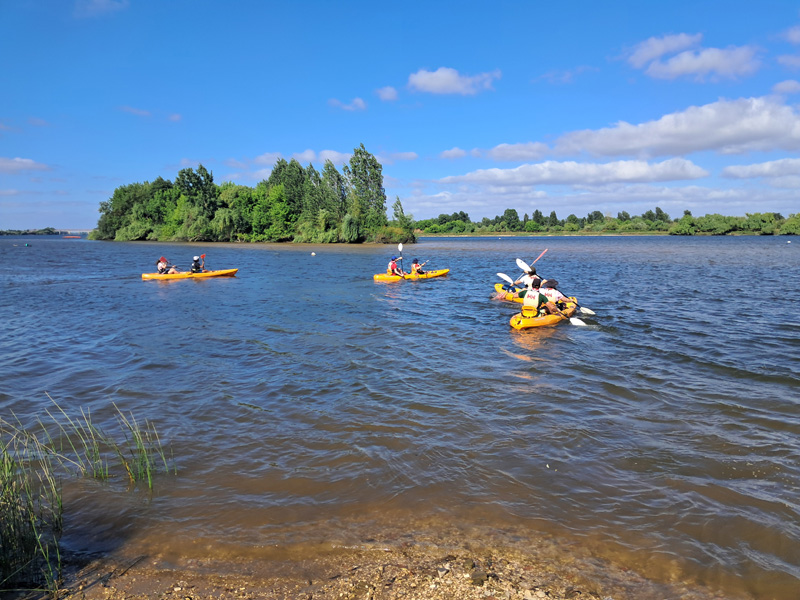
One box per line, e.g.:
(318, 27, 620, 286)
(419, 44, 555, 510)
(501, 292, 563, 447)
(0, 430, 63, 596)
(0, 398, 175, 597)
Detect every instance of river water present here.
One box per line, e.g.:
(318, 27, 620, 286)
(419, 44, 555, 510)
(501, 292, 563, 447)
(1, 235, 798, 599)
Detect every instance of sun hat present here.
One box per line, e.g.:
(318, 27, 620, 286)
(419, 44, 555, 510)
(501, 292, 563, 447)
(193, 256, 200, 261)
(391, 256, 397, 260)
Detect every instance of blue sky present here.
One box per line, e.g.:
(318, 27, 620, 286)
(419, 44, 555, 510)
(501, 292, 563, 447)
(3, 0, 800, 229)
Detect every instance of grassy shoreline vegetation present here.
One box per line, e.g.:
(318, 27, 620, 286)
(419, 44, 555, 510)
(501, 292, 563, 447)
(0, 398, 173, 597)
(89, 144, 416, 245)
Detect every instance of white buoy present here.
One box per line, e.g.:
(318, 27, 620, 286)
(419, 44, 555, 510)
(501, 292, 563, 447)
(311, 252, 316, 255)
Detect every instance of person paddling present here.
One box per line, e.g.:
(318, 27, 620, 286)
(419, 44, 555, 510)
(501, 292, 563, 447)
(387, 255, 404, 276)
(410, 258, 427, 275)
(190, 255, 205, 273)
(521, 279, 567, 319)
(156, 256, 179, 274)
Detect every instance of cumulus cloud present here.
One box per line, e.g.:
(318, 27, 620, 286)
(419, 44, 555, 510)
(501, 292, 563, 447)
(772, 79, 800, 94)
(440, 147, 467, 159)
(0, 157, 50, 173)
(253, 152, 282, 166)
(376, 86, 398, 101)
(408, 67, 501, 95)
(318, 150, 351, 165)
(646, 46, 760, 80)
(328, 97, 367, 111)
(626, 33, 760, 80)
(74, 0, 128, 18)
(722, 157, 800, 178)
(554, 96, 800, 157)
(440, 158, 707, 187)
(627, 33, 702, 68)
(487, 142, 549, 161)
(782, 25, 800, 44)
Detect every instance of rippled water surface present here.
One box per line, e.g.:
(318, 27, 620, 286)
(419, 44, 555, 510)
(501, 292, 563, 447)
(1, 235, 798, 599)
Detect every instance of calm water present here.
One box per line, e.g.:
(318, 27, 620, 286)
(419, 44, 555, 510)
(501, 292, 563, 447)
(1, 235, 798, 599)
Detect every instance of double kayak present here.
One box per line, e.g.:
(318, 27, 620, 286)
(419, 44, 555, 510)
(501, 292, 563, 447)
(373, 268, 450, 282)
(142, 268, 239, 280)
(509, 298, 578, 330)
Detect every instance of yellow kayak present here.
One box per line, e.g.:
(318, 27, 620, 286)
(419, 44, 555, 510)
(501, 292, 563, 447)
(494, 282, 524, 303)
(373, 268, 450, 282)
(142, 268, 239, 280)
(509, 298, 578, 330)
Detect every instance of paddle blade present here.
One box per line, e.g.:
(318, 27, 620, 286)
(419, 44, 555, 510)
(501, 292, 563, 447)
(200, 254, 206, 259)
(497, 272, 515, 285)
(531, 248, 548, 265)
(398, 243, 403, 252)
(569, 317, 588, 326)
(516, 258, 531, 272)
(579, 306, 596, 315)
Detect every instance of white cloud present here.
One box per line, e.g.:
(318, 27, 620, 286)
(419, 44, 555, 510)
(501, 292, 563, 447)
(627, 33, 702, 68)
(119, 106, 151, 117)
(253, 152, 282, 166)
(0, 157, 50, 173)
(554, 96, 800, 157)
(626, 33, 759, 81)
(440, 158, 707, 187)
(778, 54, 800, 69)
(772, 79, 800, 94)
(168, 113, 182, 122)
(292, 149, 317, 163)
(722, 157, 800, 178)
(74, 0, 128, 18)
(328, 97, 367, 111)
(318, 150, 351, 165)
(376, 86, 398, 101)
(487, 142, 549, 161)
(782, 25, 800, 44)
(440, 147, 467, 159)
(378, 151, 418, 165)
(408, 67, 501, 95)
(645, 46, 760, 80)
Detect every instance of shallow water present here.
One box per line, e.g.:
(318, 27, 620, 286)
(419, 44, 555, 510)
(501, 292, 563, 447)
(1, 235, 798, 599)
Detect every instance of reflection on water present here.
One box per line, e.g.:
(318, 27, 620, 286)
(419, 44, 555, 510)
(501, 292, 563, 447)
(1, 235, 799, 599)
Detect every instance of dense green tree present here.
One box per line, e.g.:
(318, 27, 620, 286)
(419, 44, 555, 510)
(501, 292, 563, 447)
(343, 143, 387, 230)
(617, 210, 631, 222)
(502, 208, 521, 231)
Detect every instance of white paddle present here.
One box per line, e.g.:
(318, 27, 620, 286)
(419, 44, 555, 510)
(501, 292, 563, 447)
(397, 243, 404, 275)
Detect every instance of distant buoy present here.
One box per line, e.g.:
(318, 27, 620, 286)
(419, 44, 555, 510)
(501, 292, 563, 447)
(311, 252, 316, 256)
(788, 241, 792, 244)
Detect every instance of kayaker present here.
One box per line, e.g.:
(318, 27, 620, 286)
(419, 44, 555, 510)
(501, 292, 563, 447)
(190, 255, 205, 273)
(387, 256, 404, 276)
(540, 280, 571, 307)
(513, 266, 544, 292)
(156, 256, 179, 274)
(410, 258, 426, 275)
(522, 280, 567, 319)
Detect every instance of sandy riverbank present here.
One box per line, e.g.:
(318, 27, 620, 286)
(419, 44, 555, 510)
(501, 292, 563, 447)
(42, 526, 732, 600)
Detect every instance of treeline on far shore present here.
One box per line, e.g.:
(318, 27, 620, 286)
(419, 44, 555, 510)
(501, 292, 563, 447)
(0, 227, 62, 235)
(89, 144, 415, 244)
(416, 208, 800, 236)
